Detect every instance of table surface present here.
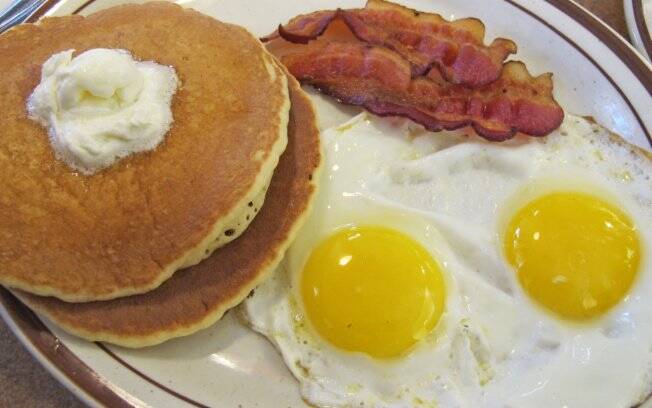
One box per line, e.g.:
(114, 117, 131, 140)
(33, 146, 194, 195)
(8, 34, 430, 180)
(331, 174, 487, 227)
(0, 0, 635, 406)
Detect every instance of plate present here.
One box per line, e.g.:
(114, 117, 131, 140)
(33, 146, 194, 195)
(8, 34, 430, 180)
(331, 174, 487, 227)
(2, 0, 652, 406)
(625, 0, 652, 61)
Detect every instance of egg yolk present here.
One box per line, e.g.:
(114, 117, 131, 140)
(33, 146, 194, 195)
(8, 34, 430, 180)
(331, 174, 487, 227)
(300, 226, 446, 359)
(504, 192, 640, 320)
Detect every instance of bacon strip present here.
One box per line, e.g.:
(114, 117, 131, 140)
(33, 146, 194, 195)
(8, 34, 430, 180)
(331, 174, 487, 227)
(266, 9, 338, 43)
(282, 42, 564, 141)
(262, 10, 338, 44)
(341, 0, 517, 85)
(269, 0, 516, 87)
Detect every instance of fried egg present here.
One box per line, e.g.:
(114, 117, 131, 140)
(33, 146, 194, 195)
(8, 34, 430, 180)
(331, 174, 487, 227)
(242, 113, 652, 407)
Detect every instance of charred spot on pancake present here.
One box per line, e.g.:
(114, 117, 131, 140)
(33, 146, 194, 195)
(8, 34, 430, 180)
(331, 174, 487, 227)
(225, 229, 236, 237)
(248, 201, 254, 207)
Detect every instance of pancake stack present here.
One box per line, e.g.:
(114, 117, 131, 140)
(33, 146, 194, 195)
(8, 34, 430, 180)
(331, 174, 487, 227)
(0, 2, 321, 347)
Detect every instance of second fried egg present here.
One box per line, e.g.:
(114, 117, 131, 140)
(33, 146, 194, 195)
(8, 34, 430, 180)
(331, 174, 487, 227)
(243, 113, 652, 408)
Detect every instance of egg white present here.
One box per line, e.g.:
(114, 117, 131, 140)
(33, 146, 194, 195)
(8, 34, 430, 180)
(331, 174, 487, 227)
(243, 113, 652, 408)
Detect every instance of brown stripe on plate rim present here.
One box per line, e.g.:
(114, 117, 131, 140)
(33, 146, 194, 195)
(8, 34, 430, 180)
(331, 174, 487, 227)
(505, 0, 651, 146)
(25, 0, 65, 22)
(6, 0, 652, 407)
(96, 343, 209, 408)
(633, 0, 652, 60)
(1, 289, 209, 407)
(543, 0, 652, 92)
(71, 0, 97, 15)
(0, 288, 134, 408)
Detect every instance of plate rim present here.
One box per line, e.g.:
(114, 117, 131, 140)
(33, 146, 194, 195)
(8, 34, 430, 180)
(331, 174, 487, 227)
(625, 0, 652, 61)
(0, 288, 127, 407)
(3, 0, 652, 406)
(509, 0, 652, 145)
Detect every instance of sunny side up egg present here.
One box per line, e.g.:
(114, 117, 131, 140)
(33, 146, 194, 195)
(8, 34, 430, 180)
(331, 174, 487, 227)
(242, 113, 652, 408)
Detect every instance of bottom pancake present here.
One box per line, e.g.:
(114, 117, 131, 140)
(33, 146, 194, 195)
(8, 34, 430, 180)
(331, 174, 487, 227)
(13, 75, 322, 348)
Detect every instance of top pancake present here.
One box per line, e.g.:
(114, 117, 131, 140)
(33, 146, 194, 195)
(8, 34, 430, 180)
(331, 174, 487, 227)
(0, 2, 290, 301)
(16, 74, 322, 347)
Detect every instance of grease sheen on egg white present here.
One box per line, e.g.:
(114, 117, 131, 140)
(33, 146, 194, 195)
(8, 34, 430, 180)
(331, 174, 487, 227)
(27, 48, 179, 174)
(244, 113, 652, 408)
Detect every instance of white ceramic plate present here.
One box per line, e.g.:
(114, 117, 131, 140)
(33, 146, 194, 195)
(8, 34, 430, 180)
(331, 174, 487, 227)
(1, 0, 652, 406)
(625, 0, 652, 61)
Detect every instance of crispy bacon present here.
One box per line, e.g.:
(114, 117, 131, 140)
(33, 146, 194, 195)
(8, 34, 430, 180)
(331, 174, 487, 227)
(340, 0, 516, 85)
(269, 0, 516, 86)
(265, 9, 338, 43)
(280, 42, 412, 92)
(268, 0, 563, 138)
(282, 42, 564, 141)
(262, 10, 338, 44)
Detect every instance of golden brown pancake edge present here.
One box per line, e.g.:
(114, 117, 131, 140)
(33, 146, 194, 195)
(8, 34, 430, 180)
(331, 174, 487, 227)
(0, 2, 290, 302)
(14, 75, 322, 348)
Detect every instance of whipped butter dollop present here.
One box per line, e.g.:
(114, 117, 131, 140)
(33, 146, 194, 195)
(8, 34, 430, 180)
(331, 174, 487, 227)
(27, 48, 179, 174)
